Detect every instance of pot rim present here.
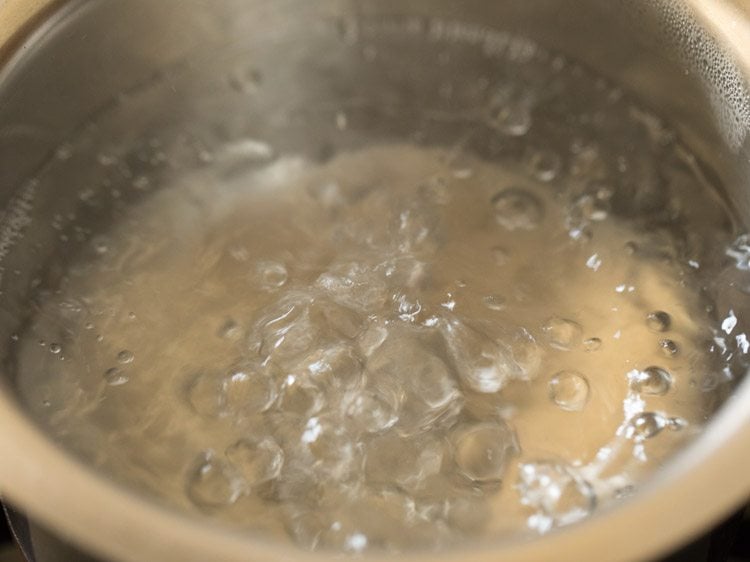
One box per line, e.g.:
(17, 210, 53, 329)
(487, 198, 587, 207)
(0, 0, 59, 63)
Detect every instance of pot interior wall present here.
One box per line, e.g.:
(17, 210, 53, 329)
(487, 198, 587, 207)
(0, 0, 746, 310)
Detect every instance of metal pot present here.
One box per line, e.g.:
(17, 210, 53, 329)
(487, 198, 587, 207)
(0, 1, 749, 561)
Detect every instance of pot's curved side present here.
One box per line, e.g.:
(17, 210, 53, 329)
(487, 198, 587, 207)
(0, 0, 58, 60)
(693, 0, 750, 74)
(686, 0, 750, 152)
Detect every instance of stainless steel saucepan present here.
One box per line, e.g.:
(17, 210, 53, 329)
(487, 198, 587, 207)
(0, 1, 749, 561)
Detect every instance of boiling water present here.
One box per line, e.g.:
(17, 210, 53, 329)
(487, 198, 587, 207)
(9, 16, 750, 553)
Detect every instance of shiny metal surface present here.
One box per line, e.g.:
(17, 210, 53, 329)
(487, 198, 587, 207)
(0, 0, 56, 50)
(0, 1, 748, 561)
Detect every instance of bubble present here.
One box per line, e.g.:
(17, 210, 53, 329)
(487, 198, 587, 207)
(726, 234, 750, 270)
(302, 343, 364, 394)
(440, 317, 519, 394)
(216, 139, 275, 163)
(256, 298, 320, 365)
(668, 417, 688, 431)
(285, 509, 335, 551)
(411, 379, 465, 428)
(646, 311, 671, 332)
(318, 517, 371, 554)
(583, 337, 602, 352)
(543, 317, 583, 351)
(517, 461, 596, 531)
(441, 296, 456, 312)
(316, 262, 387, 311)
(186, 451, 244, 511)
(549, 371, 590, 412)
(343, 372, 403, 434)
(492, 189, 544, 231)
(226, 437, 284, 486)
(357, 323, 388, 357)
(567, 222, 593, 243)
(571, 193, 610, 222)
(585, 253, 602, 271)
(452, 421, 518, 483)
(302, 416, 363, 482)
(626, 412, 667, 440)
(526, 149, 563, 182)
(49, 343, 62, 355)
(335, 111, 348, 131)
(222, 365, 277, 415)
(257, 261, 289, 290)
(272, 456, 323, 508)
(229, 245, 249, 262)
(488, 101, 532, 136)
(317, 301, 364, 340)
(185, 372, 224, 418)
(104, 367, 129, 387)
(381, 255, 430, 290)
(483, 294, 506, 311)
(659, 339, 679, 357)
(284, 508, 323, 549)
(721, 310, 738, 335)
(629, 367, 672, 396)
(278, 375, 325, 417)
(369, 334, 461, 434)
(396, 207, 438, 253)
(92, 237, 110, 255)
(365, 433, 444, 492)
(395, 293, 423, 321)
(117, 350, 135, 364)
(510, 329, 544, 380)
(299, 490, 414, 553)
(218, 319, 243, 341)
(453, 168, 474, 180)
